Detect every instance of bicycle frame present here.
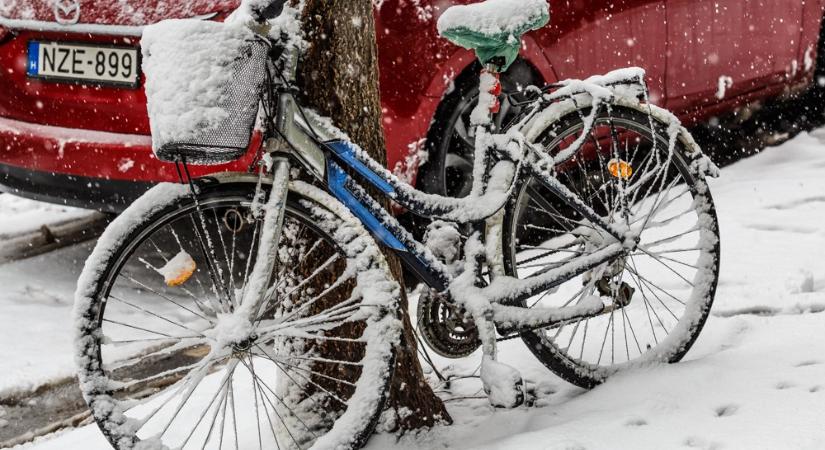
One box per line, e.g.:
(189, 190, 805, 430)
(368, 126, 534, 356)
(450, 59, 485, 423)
(248, 45, 635, 331)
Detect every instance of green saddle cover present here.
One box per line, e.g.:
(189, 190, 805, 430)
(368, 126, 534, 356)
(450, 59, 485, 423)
(438, 2, 549, 71)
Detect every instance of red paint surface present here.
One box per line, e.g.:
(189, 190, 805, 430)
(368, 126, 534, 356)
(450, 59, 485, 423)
(0, 0, 823, 190)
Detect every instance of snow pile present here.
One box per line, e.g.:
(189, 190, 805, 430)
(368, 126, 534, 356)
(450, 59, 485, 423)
(437, 0, 549, 37)
(0, 195, 91, 239)
(141, 19, 264, 157)
(228, 0, 307, 50)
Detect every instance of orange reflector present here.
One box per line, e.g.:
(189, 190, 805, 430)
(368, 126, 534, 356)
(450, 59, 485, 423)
(161, 251, 198, 287)
(608, 159, 633, 179)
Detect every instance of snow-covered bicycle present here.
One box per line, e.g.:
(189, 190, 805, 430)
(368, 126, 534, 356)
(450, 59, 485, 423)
(74, 0, 721, 448)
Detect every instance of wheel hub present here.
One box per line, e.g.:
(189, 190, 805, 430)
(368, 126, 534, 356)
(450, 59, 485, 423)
(231, 333, 259, 353)
(595, 258, 635, 308)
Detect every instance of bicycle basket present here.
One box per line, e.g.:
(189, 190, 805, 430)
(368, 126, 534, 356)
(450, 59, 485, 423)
(142, 19, 270, 165)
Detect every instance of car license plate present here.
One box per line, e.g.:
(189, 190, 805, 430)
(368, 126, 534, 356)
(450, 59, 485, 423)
(27, 41, 140, 87)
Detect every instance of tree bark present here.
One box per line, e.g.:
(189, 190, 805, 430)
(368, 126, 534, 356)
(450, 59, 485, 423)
(295, 0, 451, 431)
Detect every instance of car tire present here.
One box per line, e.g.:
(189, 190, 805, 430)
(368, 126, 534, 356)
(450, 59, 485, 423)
(417, 60, 544, 200)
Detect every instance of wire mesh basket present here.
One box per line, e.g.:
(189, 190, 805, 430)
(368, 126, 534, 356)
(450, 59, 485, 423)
(143, 20, 271, 165)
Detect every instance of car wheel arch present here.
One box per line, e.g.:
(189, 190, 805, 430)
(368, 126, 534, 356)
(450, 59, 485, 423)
(417, 57, 546, 196)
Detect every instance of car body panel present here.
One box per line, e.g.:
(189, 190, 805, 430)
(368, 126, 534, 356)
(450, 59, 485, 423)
(0, 1, 235, 27)
(666, 0, 807, 112)
(1, 0, 824, 211)
(536, 0, 668, 105)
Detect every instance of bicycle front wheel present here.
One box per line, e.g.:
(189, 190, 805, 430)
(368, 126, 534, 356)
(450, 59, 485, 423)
(503, 103, 720, 388)
(74, 180, 400, 450)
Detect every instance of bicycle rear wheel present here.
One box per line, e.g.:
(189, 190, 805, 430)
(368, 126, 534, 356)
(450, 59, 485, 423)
(503, 104, 720, 388)
(75, 181, 400, 450)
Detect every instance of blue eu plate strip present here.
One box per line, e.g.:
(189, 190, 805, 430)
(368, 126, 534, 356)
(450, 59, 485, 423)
(27, 41, 40, 76)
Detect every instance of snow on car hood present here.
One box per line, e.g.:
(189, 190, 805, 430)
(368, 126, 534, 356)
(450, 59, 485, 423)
(0, 0, 240, 27)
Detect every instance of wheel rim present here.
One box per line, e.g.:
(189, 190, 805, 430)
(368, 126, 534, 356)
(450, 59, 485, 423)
(507, 108, 719, 381)
(82, 194, 390, 450)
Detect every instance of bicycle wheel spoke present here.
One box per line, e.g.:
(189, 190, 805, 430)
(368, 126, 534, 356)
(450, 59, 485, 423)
(256, 253, 344, 323)
(596, 309, 614, 365)
(271, 268, 356, 328)
(103, 318, 189, 340)
(516, 245, 585, 255)
(197, 374, 231, 450)
(525, 187, 601, 233)
(253, 345, 349, 408)
(626, 267, 669, 337)
(188, 213, 232, 313)
(239, 218, 261, 303)
(240, 353, 322, 440)
(621, 306, 643, 355)
(155, 357, 230, 438)
(245, 357, 283, 450)
(640, 225, 700, 250)
(120, 274, 214, 323)
(212, 208, 239, 306)
(579, 318, 590, 360)
(257, 351, 357, 389)
(108, 294, 208, 338)
(620, 303, 630, 361)
(641, 252, 699, 270)
(626, 264, 687, 307)
(635, 246, 696, 288)
(214, 380, 230, 450)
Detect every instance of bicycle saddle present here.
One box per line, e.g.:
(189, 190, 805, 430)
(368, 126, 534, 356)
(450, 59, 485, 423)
(437, 0, 549, 71)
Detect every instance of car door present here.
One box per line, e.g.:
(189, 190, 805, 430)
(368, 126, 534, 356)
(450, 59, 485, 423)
(534, 0, 668, 105)
(666, 0, 805, 112)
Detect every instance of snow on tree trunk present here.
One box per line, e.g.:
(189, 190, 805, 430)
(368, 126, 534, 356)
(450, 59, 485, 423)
(295, 0, 451, 430)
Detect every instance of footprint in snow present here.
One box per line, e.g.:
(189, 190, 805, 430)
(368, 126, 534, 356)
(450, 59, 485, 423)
(765, 196, 825, 210)
(624, 418, 648, 427)
(775, 381, 796, 390)
(745, 223, 817, 234)
(794, 360, 821, 368)
(714, 404, 738, 417)
(683, 436, 722, 450)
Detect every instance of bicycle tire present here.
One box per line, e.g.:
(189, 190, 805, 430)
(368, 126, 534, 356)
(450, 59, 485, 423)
(503, 103, 721, 388)
(74, 180, 400, 450)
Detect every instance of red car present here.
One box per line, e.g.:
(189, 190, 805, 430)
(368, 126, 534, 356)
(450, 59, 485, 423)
(1, 0, 823, 211)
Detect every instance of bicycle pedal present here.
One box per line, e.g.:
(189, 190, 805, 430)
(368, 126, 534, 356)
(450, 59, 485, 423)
(481, 356, 525, 408)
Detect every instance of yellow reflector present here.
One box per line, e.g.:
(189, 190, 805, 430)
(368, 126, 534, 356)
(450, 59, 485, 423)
(608, 159, 633, 180)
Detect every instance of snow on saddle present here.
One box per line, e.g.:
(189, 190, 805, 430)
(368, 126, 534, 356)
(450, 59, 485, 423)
(437, 0, 549, 70)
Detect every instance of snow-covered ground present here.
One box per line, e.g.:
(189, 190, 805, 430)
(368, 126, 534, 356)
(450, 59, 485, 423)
(4, 128, 825, 449)
(0, 195, 92, 239)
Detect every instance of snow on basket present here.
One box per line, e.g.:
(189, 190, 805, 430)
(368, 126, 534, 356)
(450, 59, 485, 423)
(142, 19, 269, 165)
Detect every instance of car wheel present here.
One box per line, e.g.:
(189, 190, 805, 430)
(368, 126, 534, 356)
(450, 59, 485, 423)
(417, 61, 543, 199)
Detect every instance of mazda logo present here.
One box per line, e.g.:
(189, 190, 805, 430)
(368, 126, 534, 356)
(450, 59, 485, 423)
(53, 0, 81, 25)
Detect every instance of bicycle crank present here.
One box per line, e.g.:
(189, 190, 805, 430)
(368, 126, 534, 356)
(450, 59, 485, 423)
(417, 289, 481, 358)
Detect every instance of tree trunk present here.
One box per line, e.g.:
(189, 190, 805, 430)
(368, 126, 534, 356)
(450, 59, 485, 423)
(295, 0, 451, 431)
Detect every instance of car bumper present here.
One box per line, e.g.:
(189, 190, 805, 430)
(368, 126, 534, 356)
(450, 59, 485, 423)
(0, 116, 257, 212)
(0, 162, 153, 212)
